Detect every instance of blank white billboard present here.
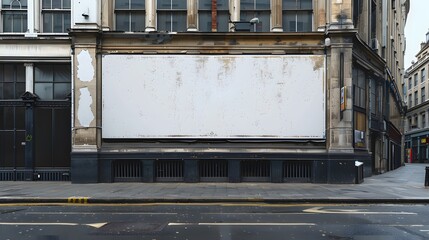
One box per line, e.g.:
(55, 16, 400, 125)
(102, 55, 325, 139)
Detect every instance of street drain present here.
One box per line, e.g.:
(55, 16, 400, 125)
(93, 222, 167, 235)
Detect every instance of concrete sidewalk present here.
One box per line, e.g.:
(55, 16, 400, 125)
(0, 164, 428, 204)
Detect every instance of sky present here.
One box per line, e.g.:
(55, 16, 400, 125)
(404, 0, 429, 69)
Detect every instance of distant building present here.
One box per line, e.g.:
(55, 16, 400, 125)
(404, 31, 429, 163)
(0, 0, 409, 183)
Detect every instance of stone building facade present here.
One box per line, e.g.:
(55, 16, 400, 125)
(0, 0, 409, 183)
(404, 31, 429, 163)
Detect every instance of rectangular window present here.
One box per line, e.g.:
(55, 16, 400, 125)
(414, 74, 418, 87)
(198, 0, 229, 32)
(0, 64, 25, 99)
(408, 77, 412, 89)
(115, 0, 145, 32)
(408, 117, 412, 130)
(1, 0, 28, 32)
(42, 0, 71, 33)
(415, 91, 418, 106)
(283, 0, 312, 32)
(408, 94, 412, 108)
(353, 67, 366, 109)
(34, 64, 71, 100)
(422, 113, 426, 128)
(422, 68, 426, 83)
(240, 0, 270, 32)
(157, 0, 186, 32)
(422, 87, 426, 103)
(354, 111, 366, 148)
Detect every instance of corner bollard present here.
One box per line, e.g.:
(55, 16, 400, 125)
(425, 167, 429, 187)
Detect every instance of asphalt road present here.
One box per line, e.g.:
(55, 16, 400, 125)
(0, 203, 429, 240)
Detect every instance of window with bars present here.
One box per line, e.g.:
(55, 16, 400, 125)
(198, 0, 229, 32)
(34, 64, 71, 100)
(282, 0, 312, 32)
(1, 0, 28, 32)
(42, 0, 70, 33)
(157, 0, 186, 32)
(115, 0, 145, 32)
(240, 0, 270, 32)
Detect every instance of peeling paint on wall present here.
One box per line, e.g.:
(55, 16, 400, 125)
(78, 87, 94, 127)
(77, 50, 94, 82)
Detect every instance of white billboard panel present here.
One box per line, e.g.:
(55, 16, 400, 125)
(102, 55, 325, 139)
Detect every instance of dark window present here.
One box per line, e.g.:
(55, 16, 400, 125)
(422, 68, 426, 83)
(240, 0, 270, 32)
(0, 64, 26, 100)
(282, 0, 312, 32)
(415, 91, 418, 106)
(157, 0, 186, 32)
(35, 107, 71, 167)
(115, 0, 145, 32)
(34, 64, 71, 100)
(408, 77, 412, 89)
(42, 0, 71, 33)
(414, 74, 418, 86)
(2, 0, 28, 32)
(422, 87, 426, 103)
(0, 106, 25, 167)
(353, 67, 366, 109)
(198, 0, 229, 32)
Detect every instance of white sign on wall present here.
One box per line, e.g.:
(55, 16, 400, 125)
(102, 55, 326, 139)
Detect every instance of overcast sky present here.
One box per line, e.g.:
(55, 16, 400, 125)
(404, 0, 429, 69)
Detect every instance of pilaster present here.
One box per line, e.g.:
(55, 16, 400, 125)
(271, 0, 282, 32)
(329, 0, 353, 29)
(145, 0, 156, 31)
(326, 30, 356, 153)
(187, 0, 198, 31)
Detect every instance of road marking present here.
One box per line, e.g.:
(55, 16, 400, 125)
(0, 222, 78, 226)
(168, 222, 316, 226)
(26, 212, 176, 215)
(203, 212, 314, 215)
(303, 207, 417, 215)
(68, 197, 89, 204)
(0, 222, 108, 229)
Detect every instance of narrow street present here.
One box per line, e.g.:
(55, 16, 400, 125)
(1, 203, 428, 239)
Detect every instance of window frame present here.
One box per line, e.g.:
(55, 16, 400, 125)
(198, 0, 229, 32)
(422, 87, 426, 103)
(240, 0, 271, 32)
(114, 0, 146, 32)
(34, 64, 71, 100)
(41, 0, 71, 33)
(157, 0, 187, 32)
(282, 0, 313, 32)
(1, 0, 28, 33)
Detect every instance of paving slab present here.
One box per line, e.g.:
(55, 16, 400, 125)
(0, 164, 428, 204)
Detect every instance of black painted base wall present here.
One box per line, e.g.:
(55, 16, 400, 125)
(70, 151, 372, 184)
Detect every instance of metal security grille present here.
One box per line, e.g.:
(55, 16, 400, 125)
(156, 160, 184, 182)
(199, 160, 228, 182)
(0, 168, 70, 181)
(241, 160, 270, 182)
(283, 161, 312, 183)
(35, 169, 70, 181)
(113, 160, 142, 182)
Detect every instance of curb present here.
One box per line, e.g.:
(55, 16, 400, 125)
(1, 198, 429, 205)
